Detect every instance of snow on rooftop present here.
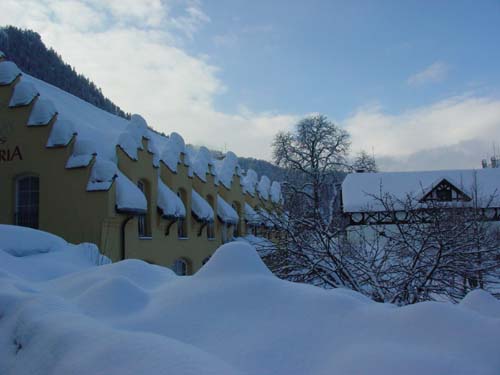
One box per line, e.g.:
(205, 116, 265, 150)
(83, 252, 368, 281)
(1, 225, 499, 375)
(0, 60, 21, 85)
(191, 189, 214, 222)
(215, 151, 239, 189)
(342, 168, 500, 212)
(257, 175, 271, 200)
(8, 77, 38, 107)
(242, 169, 258, 196)
(115, 171, 147, 213)
(244, 202, 260, 224)
(87, 157, 118, 191)
(160, 132, 186, 172)
(190, 146, 214, 182)
(46, 118, 76, 148)
(270, 181, 282, 203)
(27, 98, 57, 126)
(158, 179, 186, 218)
(217, 195, 239, 224)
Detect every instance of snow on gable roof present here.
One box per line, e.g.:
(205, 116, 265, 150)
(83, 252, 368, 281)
(9, 78, 38, 107)
(191, 190, 214, 222)
(270, 181, 282, 203)
(0, 61, 21, 85)
(160, 132, 186, 172)
(46, 119, 77, 147)
(244, 203, 260, 225)
(257, 175, 271, 201)
(242, 169, 258, 196)
(217, 195, 239, 224)
(87, 157, 118, 191)
(115, 171, 147, 214)
(158, 179, 186, 219)
(190, 146, 214, 182)
(342, 168, 500, 212)
(215, 151, 239, 189)
(27, 98, 57, 126)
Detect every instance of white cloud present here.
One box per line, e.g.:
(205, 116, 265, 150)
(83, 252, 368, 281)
(1, 0, 296, 160)
(343, 95, 500, 171)
(407, 61, 449, 86)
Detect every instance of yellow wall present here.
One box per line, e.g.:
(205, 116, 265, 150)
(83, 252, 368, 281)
(0, 75, 282, 274)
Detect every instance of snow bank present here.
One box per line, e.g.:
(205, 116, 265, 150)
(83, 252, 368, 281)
(0, 224, 67, 257)
(158, 179, 186, 218)
(0, 225, 499, 375)
(9, 78, 38, 107)
(216, 195, 239, 224)
(236, 234, 276, 256)
(191, 190, 214, 222)
(0, 61, 21, 85)
(460, 289, 500, 318)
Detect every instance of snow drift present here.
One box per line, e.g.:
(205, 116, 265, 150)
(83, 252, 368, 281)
(1, 225, 499, 375)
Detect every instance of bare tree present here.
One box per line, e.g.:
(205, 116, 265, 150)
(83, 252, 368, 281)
(271, 114, 360, 290)
(352, 150, 378, 172)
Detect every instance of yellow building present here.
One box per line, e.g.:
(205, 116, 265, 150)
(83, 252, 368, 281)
(0, 56, 284, 274)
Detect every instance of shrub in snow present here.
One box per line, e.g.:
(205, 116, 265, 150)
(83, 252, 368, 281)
(27, 98, 57, 126)
(46, 118, 76, 147)
(9, 79, 39, 107)
(0, 61, 21, 84)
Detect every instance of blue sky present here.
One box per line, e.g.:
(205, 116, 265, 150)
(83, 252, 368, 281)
(3, 0, 500, 170)
(194, 0, 500, 118)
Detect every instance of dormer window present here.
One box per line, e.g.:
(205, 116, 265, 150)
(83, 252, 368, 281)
(421, 179, 471, 203)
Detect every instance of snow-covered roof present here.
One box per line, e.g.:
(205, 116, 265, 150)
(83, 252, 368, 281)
(191, 190, 214, 222)
(115, 172, 147, 214)
(0, 61, 20, 85)
(87, 158, 117, 191)
(158, 180, 186, 219)
(270, 181, 282, 203)
(1, 61, 285, 215)
(244, 203, 260, 225)
(9, 80, 38, 107)
(215, 151, 240, 189)
(342, 168, 500, 212)
(217, 195, 239, 224)
(257, 175, 271, 201)
(242, 169, 258, 196)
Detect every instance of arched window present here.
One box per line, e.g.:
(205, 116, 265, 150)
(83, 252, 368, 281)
(206, 194, 215, 239)
(15, 175, 39, 229)
(173, 258, 188, 276)
(177, 189, 188, 238)
(137, 180, 151, 238)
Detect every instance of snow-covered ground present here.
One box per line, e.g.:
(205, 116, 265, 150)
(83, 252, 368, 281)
(1, 225, 499, 375)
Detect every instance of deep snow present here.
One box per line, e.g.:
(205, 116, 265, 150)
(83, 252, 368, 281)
(1, 225, 500, 375)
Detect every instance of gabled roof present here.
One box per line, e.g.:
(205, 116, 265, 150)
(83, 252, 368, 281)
(342, 168, 500, 212)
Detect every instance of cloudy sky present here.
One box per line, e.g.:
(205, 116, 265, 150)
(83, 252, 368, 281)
(2, 0, 500, 170)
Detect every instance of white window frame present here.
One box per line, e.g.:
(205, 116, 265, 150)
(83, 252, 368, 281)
(15, 175, 39, 229)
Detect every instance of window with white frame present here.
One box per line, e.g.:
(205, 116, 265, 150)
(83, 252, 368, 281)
(15, 175, 39, 229)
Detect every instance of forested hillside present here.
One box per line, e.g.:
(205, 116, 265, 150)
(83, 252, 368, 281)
(0, 26, 129, 118)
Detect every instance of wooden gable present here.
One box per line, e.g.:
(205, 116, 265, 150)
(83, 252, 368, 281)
(420, 178, 471, 203)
